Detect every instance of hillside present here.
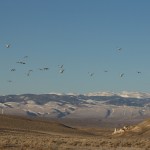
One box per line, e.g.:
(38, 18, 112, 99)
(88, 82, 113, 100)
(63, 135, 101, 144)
(0, 115, 150, 149)
(0, 114, 91, 136)
(126, 118, 150, 137)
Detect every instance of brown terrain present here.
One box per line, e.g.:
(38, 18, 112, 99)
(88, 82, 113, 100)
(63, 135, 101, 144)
(0, 114, 149, 150)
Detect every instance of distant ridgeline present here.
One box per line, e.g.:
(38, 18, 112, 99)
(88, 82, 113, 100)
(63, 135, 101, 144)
(0, 93, 150, 120)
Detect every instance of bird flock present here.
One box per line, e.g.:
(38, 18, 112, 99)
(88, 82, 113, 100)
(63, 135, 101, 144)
(87, 47, 142, 78)
(4, 44, 66, 83)
(4, 44, 142, 84)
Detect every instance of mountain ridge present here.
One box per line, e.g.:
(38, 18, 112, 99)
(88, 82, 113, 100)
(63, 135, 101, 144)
(0, 92, 150, 124)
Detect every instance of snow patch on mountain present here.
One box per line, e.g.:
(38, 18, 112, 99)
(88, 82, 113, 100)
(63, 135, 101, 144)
(85, 91, 150, 98)
(85, 92, 115, 97)
(118, 91, 150, 99)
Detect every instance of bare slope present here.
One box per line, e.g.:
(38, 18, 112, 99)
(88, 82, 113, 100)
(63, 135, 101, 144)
(0, 114, 92, 136)
(126, 118, 150, 137)
(0, 115, 150, 149)
(112, 118, 150, 139)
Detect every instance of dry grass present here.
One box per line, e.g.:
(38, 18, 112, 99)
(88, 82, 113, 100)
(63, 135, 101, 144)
(0, 115, 149, 150)
(0, 131, 149, 150)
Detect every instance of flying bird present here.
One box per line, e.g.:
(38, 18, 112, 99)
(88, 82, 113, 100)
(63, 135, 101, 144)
(88, 72, 94, 77)
(23, 56, 28, 59)
(43, 67, 49, 70)
(117, 47, 122, 51)
(5, 44, 11, 48)
(58, 64, 64, 68)
(60, 69, 64, 74)
(120, 73, 124, 78)
(38, 67, 49, 71)
(27, 70, 33, 76)
(137, 71, 141, 74)
(16, 61, 26, 64)
(90, 73, 94, 77)
(10, 69, 16, 71)
(21, 62, 26, 64)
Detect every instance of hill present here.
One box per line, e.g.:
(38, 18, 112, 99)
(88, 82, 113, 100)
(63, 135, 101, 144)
(0, 115, 150, 149)
(125, 118, 150, 138)
(0, 114, 91, 136)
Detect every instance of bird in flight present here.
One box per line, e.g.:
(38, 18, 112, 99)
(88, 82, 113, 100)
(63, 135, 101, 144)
(117, 47, 122, 51)
(43, 67, 49, 70)
(27, 70, 33, 76)
(10, 69, 16, 71)
(58, 64, 64, 68)
(137, 71, 141, 74)
(23, 56, 28, 59)
(16, 61, 26, 64)
(120, 73, 124, 78)
(60, 69, 64, 74)
(5, 44, 11, 48)
(38, 67, 49, 71)
(8, 80, 12, 83)
(88, 72, 94, 77)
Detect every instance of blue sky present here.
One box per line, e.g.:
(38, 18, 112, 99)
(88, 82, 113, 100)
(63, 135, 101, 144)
(0, 0, 150, 95)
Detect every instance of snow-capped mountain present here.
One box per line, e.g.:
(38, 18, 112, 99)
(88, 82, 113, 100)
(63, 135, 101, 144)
(0, 92, 150, 121)
(85, 91, 150, 98)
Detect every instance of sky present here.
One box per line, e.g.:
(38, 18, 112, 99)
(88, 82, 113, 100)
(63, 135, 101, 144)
(0, 0, 150, 95)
